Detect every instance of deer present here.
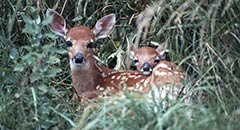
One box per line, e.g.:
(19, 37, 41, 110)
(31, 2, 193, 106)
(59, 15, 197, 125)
(46, 9, 116, 100)
(130, 42, 168, 76)
(46, 9, 149, 101)
(46, 9, 186, 102)
(129, 42, 186, 99)
(129, 43, 185, 97)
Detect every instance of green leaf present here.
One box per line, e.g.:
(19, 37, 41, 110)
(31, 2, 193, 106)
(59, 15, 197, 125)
(43, 33, 58, 39)
(38, 84, 48, 93)
(21, 46, 32, 51)
(22, 24, 36, 34)
(22, 54, 35, 65)
(9, 48, 19, 60)
(21, 15, 33, 24)
(32, 52, 44, 59)
(48, 56, 60, 64)
(14, 64, 24, 72)
(42, 15, 53, 26)
(40, 65, 48, 73)
(54, 49, 68, 54)
(46, 68, 62, 77)
(30, 73, 42, 83)
(14, 93, 20, 98)
(34, 16, 41, 24)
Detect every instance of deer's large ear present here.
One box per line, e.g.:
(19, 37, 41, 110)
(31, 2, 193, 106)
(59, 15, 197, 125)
(129, 42, 138, 59)
(46, 9, 68, 36)
(155, 42, 168, 60)
(93, 14, 116, 40)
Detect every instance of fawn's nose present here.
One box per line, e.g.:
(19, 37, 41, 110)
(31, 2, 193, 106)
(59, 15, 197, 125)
(140, 62, 153, 76)
(73, 53, 85, 64)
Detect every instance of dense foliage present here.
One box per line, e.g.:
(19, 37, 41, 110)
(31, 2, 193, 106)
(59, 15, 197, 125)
(1, 0, 240, 129)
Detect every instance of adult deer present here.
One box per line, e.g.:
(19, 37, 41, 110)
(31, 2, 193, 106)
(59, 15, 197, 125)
(46, 9, 148, 101)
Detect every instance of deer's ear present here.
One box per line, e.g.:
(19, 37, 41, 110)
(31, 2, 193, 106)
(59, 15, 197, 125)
(156, 42, 168, 60)
(46, 9, 68, 36)
(129, 42, 138, 59)
(93, 14, 116, 40)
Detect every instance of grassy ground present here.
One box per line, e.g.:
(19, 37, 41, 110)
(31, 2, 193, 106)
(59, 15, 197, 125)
(1, 0, 240, 129)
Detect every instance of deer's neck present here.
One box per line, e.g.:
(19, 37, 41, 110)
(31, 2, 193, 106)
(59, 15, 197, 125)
(71, 58, 102, 96)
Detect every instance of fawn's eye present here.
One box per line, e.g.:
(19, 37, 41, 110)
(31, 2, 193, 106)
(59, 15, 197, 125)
(65, 41, 73, 47)
(154, 56, 161, 63)
(133, 59, 139, 64)
(87, 42, 94, 49)
(154, 59, 160, 63)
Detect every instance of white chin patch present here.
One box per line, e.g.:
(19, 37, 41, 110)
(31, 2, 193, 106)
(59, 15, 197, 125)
(70, 60, 83, 69)
(73, 63, 82, 66)
(142, 71, 152, 76)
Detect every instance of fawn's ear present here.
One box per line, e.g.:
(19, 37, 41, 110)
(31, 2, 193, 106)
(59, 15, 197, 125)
(93, 14, 116, 40)
(46, 9, 68, 36)
(155, 42, 168, 60)
(129, 42, 138, 59)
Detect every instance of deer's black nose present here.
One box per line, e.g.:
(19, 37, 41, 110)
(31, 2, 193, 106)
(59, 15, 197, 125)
(141, 63, 153, 76)
(142, 63, 152, 71)
(73, 53, 84, 64)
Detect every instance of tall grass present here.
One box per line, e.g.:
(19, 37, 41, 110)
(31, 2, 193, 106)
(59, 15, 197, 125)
(0, 0, 240, 129)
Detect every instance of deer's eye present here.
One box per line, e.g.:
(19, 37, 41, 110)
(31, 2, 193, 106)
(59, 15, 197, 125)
(154, 59, 160, 63)
(133, 59, 139, 64)
(87, 42, 94, 49)
(154, 56, 161, 63)
(66, 41, 73, 47)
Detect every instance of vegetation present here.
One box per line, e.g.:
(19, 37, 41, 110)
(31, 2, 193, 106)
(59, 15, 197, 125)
(1, 0, 240, 129)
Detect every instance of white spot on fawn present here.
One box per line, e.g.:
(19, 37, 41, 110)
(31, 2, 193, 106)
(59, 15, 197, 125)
(116, 76, 121, 80)
(119, 80, 125, 84)
(96, 85, 105, 91)
(174, 71, 179, 75)
(158, 63, 169, 69)
(134, 83, 140, 90)
(128, 75, 136, 78)
(111, 75, 116, 79)
(135, 84, 140, 89)
(140, 79, 145, 83)
(138, 86, 143, 91)
(99, 87, 105, 91)
(155, 71, 168, 76)
(128, 87, 134, 90)
(180, 74, 184, 78)
(131, 71, 138, 75)
(107, 87, 112, 91)
(96, 85, 101, 90)
(121, 76, 127, 80)
(134, 75, 142, 79)
(102, 73, 107, 77)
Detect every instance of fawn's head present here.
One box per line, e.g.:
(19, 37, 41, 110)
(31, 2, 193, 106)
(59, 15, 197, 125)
(130, 42, 167, 76)
(46, 9, 116, 70)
